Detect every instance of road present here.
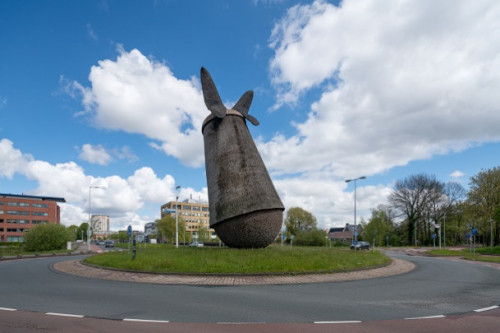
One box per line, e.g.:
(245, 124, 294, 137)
(1, 251, 499, 326)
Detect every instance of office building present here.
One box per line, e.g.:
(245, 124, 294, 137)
(0, 193, 65, 243)
(160, 199, 215, 242)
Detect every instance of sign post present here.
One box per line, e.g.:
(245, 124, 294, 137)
(127, 225, 132, 255)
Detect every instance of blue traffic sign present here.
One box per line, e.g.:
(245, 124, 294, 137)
(127, 225, 132, 236)
(431, 233, 437, 239)
(471, 228, 478, 236)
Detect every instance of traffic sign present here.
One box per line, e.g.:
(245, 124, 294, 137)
(471, 228, 478, 236)
(127, 225, 132, 237)
(431, 233, 437, 239)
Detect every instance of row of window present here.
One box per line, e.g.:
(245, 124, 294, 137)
(180, 212, 209, 218)
(166, 204, 209, 212)
(0, 202, 49, 208)
(1, 211, 49, 216)
(0, 219, 48, 224)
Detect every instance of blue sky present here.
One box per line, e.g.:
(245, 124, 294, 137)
(1, 0, 499, 231)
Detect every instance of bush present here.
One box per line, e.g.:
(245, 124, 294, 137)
(294, 229, 328, 246)
(24, 224, 72, 252)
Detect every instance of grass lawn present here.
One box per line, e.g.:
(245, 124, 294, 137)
(0, 245, 70, 257)
(426, 246, 500, 264)
(84, 245, 390, 275)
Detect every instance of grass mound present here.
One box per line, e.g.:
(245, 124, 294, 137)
(84, 245, 390, 275)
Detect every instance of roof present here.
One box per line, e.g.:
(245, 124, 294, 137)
(329, 231, 353, 239)
(0, 193, 66, 203)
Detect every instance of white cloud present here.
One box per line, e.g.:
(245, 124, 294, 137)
(450, 170, 465, 179)
(264, 0, 500, 182)
(72, 47, 207, 167)
(79, 143, 113, 165)
(0, 139, 204, 230)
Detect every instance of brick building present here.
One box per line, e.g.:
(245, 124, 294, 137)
(0, 193, 65, 243)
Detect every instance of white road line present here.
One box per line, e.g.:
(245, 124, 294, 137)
(46, 312, 84, 318)
(217, 321, 266, 325)
(474, 305, 500, 312)
(405, 315, 446, 320)
(0, 307, 17, 311)
(123, 319, 170, 323)
(314, 321, 362, 324)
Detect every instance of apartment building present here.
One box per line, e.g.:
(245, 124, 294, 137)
(0, 193, 65, 242)
(160, 199, 216, 241)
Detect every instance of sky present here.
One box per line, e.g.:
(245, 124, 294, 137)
(1, 0, 499, 232)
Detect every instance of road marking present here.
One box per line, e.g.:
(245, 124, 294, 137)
(217, 321, 266, 325)
(314, 321, 362, 324)
(0, 307, 17, 311)
(405, 315, 445, 320)
(123, 319, 170, 323)
(474, 305, 500, 312)
(46, 312, 84, 318)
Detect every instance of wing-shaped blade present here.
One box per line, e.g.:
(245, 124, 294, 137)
(201, 67, 226, 118)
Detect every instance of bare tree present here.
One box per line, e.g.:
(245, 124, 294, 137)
(389, 174, 444, 245)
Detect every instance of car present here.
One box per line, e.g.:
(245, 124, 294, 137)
(189, 241, 204, 247)
(104, 240, 114, 248)
(97, 240, 105, 246)
(350, 241, 370, 250)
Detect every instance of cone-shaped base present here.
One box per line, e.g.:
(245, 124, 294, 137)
(214, 209, 283, 248)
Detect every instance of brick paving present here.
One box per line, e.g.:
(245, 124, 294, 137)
(52, 257, 415, 286)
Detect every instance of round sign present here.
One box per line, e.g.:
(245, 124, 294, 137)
(471, 228, 478, 236)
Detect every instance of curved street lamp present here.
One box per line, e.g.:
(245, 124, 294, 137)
(345, 176, 366, 244)
(175, 185, 181, 248)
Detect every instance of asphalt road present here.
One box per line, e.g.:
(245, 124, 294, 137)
(1, 251, 499, 324)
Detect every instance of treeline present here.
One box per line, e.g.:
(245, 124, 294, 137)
(362, 166, 500, 247)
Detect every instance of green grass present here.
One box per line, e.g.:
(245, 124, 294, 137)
(0, 245, 70, 257)
(84, 245, 390, 275)
(426, 249, 468, 256)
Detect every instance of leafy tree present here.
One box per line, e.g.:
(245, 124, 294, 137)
(388, 174, 444, 245)
(294, 229, 327, 246)
(362, 208, 394, 247)
(285, 207, 317, 237)
(467, 167, 500, 245)
(24, 224, 73, 252)
(67, 225, 78, 241)
(155, 215, 186, 244)
(76, 223, 89, 241)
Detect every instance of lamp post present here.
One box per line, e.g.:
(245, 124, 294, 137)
(87, 185, 102, 251)
(175, 185, 181, 248)
(490, 219, 495, 250)
(345, 176, 366, 244)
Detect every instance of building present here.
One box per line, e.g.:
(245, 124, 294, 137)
(91, 215, 109, 233)
(328, 223, 360, 244)
(160, 199, 216, 242)
(144, 222, 156, 236)
(0, 193, 65, 243)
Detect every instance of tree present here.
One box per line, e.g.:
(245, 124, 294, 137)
(362, 208, 395, 247)
(24, 224, 73, 252)
(388, 174, 444, 245)
(76, 223, 89, 241)
(468, 167, 500, 245)
(294, 229, 327, 246)
(155, 215, 186, 244)
(284, 207, 317, 237)
(67, 225, 78, 241)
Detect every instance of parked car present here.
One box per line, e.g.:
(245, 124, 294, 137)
(189, 242, 204, 247)
(350, 241, 370, 250)
(105, 240, 114, 248)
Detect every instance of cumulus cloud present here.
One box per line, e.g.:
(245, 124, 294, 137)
(72, 47, 207, 167)
(264, 0, 500, 181)
(450, 170, 465, 179)
(0, 139, 205, 230)
(79, 144, 113, 165)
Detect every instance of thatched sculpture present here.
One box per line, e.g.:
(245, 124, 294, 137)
(201, 67, 284, 248)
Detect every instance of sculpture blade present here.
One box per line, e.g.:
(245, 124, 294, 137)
(244, 113, 260, 126)
(233, 90, 253, 115)
(201, 67, 226, 118)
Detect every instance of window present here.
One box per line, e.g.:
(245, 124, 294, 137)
(32, 212, 48, 216)
(7, 236, 24, 242)
(32, 203, 48, 208)
(0, 210, 3, 214)
(7, 219, 29, 224)
(7, 211, 30, 215)
(183, 205, 191, 211)
(202, 207, 209, 212)
(7, 202, 29, 207)
(192, 206, 200, 211)
(32, 220, 48, 225)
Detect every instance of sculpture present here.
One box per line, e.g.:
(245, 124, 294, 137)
(201, 67, 284, 248)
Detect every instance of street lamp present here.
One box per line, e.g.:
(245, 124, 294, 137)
(175, 185, 181, 248)
(87, 185, 103, 251)
(490, 219, 496, 250)
(345, 176, 366, 244)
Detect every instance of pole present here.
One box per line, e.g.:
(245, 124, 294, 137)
(87, 186, 91, 251)
(443, 214, 446, 249)
(175, 185, 181, 248)
(345, 176, 366, 245)
(490, 219, 494, 250)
